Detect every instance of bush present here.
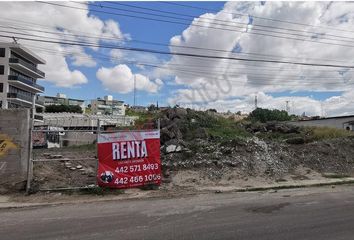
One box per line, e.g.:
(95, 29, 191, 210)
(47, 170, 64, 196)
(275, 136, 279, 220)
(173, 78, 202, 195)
(45, 104, 83, 113)
(248, 108, 292, 123)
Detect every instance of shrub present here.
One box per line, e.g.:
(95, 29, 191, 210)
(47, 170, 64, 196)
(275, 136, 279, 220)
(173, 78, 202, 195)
(248, 108, 292, 123)
(45, 104, 83, 113)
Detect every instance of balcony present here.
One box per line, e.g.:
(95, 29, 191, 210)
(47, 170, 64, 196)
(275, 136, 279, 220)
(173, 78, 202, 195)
(7, 92, 32, 105)
(8, 75, 44, 93)
(7, 93, 44, 107)
(9, 58, 45, 78)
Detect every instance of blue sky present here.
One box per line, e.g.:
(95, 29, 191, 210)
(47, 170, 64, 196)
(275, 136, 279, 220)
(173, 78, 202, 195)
(42, 1, 227, 106)
(5, 1, 354, 116)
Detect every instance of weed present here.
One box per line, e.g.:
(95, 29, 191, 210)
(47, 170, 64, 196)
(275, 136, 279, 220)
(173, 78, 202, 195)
(306, 127, 354, 141)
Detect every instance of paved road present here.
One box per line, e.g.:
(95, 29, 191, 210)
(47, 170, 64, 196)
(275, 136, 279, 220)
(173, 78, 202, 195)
(1, 186, 354, 240)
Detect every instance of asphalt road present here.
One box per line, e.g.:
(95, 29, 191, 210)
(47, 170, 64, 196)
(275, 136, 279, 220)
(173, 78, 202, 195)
(1, 186, 354, 240)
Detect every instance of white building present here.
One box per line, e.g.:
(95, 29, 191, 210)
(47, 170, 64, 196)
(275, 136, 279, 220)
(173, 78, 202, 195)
(38, 93, 85, 112)
(90, 95, 126, 115)
(0, 42, 45, 110)
(289, 115, 354, 131)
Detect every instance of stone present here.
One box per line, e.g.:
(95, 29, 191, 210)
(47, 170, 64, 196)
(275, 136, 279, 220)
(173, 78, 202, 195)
(160, 127, 175, 144)
(174, 108, 188, 118)
(76, 165, 83, 169)
(166, 145, 177, 153)
(194, 127, 208, 139)
(159, 116, 170, 128)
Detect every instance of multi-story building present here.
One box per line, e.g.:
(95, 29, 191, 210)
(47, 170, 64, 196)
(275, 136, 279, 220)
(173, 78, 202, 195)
(90, 95, 125, 115)
(0, 42, 45, 110)
(38, 93, 85, 112)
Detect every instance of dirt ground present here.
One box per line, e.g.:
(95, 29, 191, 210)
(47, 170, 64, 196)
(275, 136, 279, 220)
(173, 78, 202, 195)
(32, 147, 97, 191)
(29, 136, 354, 194)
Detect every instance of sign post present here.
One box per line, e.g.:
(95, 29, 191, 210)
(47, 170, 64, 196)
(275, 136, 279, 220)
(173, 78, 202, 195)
(97, 130, 161, 188)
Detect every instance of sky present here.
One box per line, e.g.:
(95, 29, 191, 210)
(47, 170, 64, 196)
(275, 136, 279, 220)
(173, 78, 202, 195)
(1, 1, 354, 117)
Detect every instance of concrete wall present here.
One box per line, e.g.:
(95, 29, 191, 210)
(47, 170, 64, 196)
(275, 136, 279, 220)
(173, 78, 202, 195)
(289, 116, 354, 130)
(35, 113, 137, 128)
(60, 132, 96, 147)
(0, 44, 10, 109)
(0, 109, 30, 190)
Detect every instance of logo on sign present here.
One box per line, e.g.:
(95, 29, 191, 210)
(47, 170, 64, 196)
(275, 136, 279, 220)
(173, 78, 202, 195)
(100, 171, 114, 183)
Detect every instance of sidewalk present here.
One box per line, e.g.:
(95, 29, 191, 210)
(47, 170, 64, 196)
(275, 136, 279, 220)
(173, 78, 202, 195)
(1, 177, 354, 209)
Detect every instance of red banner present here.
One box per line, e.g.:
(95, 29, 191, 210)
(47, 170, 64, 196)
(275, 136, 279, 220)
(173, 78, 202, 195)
(97, 130, 161, 188)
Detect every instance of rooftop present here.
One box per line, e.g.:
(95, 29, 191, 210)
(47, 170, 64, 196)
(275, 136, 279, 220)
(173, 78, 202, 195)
(0, 42, 46, 64)
(41, 95, 85, 102)
(296, 115, 354, 122)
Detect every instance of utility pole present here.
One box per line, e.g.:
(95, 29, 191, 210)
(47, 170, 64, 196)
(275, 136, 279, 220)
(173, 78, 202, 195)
(285, 100, 290, 113)
(321, 102, 325, 117)
(133, 75, 136, 107)
(254, 94, 258, 109)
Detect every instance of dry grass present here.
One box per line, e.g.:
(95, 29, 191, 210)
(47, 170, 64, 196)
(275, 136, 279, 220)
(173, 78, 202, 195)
(306, 126, 354, 141)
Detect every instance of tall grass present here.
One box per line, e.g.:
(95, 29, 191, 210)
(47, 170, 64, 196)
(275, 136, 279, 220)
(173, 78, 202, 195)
(306, 126, 354, 141)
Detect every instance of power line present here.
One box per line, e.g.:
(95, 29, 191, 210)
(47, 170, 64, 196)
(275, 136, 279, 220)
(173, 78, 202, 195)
(82, 1, 354, 46)
(24, 43, 354, 86)
(38, 1, 354, 49)
(0, 19, 351, 64)
(107, 1, 354, 43)
(161, 1, 354, 35)
(25, 41, 349, 75)
(2, 33, 354, 69)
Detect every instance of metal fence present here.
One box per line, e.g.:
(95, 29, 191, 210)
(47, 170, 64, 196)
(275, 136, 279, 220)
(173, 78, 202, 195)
(27, 115, 159, 192)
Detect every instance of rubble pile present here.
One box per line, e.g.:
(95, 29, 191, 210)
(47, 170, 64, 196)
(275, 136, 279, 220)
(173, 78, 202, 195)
(159, 108, 354, 181)
(30, 108, 354, 191)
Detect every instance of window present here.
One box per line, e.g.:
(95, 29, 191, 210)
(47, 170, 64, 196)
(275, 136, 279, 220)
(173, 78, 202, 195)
(0, 48, 5, 57)
(0, 65, 4, 75)
(0, 83, 3, 92)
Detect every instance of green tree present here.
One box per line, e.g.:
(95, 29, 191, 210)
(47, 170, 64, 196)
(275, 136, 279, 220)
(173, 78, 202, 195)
(148, 104, 156, 112)
(248, 108, 292, 123)
(45, 104, 83, 113)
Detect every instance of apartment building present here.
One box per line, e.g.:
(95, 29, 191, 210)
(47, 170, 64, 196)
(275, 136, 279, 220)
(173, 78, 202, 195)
(0, 42, 45, 110)
(90, 95, 126, 115)
(38, 93, 85, 112)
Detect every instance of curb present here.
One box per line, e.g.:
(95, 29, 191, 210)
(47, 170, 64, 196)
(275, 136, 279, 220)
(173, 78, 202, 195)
(234, 178, 354, 192)
(1, 178, 354, 210)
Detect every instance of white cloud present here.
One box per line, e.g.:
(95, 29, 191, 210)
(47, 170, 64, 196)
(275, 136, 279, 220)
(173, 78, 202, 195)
(109, 49, 162, 70)
(96, 64, 162, 94)
(0, 2, 125, 87)
(159, 1, 354, 116)
(64, 45, 97, 67)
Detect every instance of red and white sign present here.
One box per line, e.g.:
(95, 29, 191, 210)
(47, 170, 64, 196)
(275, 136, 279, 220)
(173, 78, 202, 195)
(97, 130, 161, 189)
